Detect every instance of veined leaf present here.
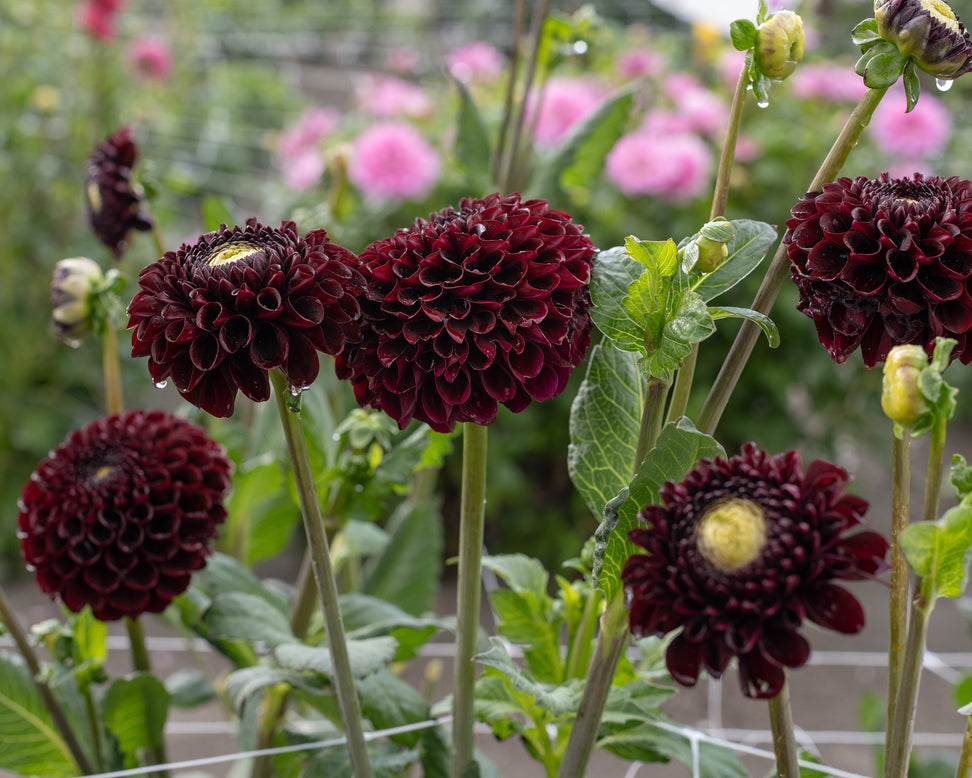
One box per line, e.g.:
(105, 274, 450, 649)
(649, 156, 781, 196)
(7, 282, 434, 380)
(692, 220, 777, 302)
(709, 306, 780, 348)
(589, 246, 651, 353)
(103, 675, 170, 770)
(900, 498, 972, 600)
(475, 639, 584, 717)
(274, 637, 398, 680)
(202, 592, 295, 647)
(642, 289, 714, 380)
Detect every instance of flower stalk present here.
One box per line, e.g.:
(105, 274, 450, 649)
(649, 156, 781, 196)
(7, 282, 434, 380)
(768, 681, 800, 778)
(270, 370, 374, 778)
(452, 421, 489, 778)
(956, 716, 972, 778)
(125, 617, 170, 778)
(886, 432, 911, 736)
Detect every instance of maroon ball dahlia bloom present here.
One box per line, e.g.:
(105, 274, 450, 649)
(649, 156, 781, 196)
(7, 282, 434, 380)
(128, 219, 365, 417)
(85, 126, 154, 258)
(785, 173, 972, 367)
(335, 193, 596, 433)
(621, 443, 888, 700)
(18, 410, 233, 622)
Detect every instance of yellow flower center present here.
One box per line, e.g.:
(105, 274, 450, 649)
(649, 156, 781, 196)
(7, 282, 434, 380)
(207, 241, 261, 267)
(696, 498, 768, 572)
(94, 465, 114, 480)
(86, 181, 102, 215)
(922, 0, 960, 32)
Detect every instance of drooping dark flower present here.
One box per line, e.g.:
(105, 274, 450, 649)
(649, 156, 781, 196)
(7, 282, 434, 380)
(875, 0, 972, 80)
(785, 172, 972, 367)
(51, 257, 105, 345)
(128, 219, 365, 417)
(622, 443, 888, 700)
(18, 410, 233, 622)
(85, 126, 154, 258)
(335, 193, 596, 433)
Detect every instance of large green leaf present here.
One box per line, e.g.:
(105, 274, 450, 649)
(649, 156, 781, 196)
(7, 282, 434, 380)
(692, 220, 778, 302)
(202, 592, 295, 647)
(567, 343, 644, 519)
(475, 639, 584, 718)
(358, 668, 430, 747)
(0, 653, 78, 777)
(225, 459, 299, 566)
(709, 306, 780, 348)
(274, 637, 398, 679)
(453, 77, 494, 191)
(900, 498, 972, 600)
(102, 674, 170, 769)
(194, 552, 291, 612)
(593, 418, 724, 600)
(642, 288, 714, 379)
(224, 666, 323, 713)
(598, 720, 748, 777)
(589, 245, 653, 354)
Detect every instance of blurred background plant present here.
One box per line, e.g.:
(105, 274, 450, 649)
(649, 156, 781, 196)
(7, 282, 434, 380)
(3, 0, 972, 579)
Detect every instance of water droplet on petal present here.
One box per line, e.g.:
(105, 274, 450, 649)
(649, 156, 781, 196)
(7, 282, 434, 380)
(936, 78, 953, 92)
(155, 380, 168, 389)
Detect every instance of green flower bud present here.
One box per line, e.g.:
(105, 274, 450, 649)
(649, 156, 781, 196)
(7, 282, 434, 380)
(755, 10, 805, 80)
(695, 235, 729, 273)
(875, 0, 972, 79)
(51, 257, 104, 346)
(881, 344, 929, 427)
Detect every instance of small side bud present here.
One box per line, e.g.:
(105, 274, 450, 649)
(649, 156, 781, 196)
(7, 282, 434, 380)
(51, 257, 104, 346)
(695, 236, 729, 273)
(881, 344, 929, 427)
(755, 10, 805, 80)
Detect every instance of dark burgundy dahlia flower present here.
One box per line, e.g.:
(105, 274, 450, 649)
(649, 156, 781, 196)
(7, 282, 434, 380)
(622, 443, 888, 700)
(785, 173, 972, 367)
(85, 126, 154, 258)
(875, 0, 972, 79)
(335, 193, 596, 433)
(18, 410, 233, 621)
(128, 219, 365, 417)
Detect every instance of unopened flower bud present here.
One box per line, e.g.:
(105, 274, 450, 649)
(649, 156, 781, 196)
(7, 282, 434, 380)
(875, 0, 972, 79)
(51, 257, 104, 345)
(881, 344, 929, 427)
(755, 10, 805, 80)
(695, 235, 729, 273)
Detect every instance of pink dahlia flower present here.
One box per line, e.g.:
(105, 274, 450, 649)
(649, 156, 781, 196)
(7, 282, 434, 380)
(126, 36, 173, 80)
(348, 122, 441, 202)
(870, 89, 952, 159)
(447, 42, 505, 83)
(529, 78, 605, 147)
(605, 131, 712, 201)
(356, 75, 432, 119)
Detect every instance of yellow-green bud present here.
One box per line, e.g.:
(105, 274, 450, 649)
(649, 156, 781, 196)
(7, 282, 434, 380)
(51, 257, 104, 346)
(881, 344, 929, 427)
(695, 235, 729, 273)
(755, 10, 806, 80)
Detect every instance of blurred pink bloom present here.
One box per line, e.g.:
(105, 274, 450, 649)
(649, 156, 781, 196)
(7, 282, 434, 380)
(641, 109, 694, 136)
(447, 42, 505, 84)
(79, 1, 117, 40)
(349, 122, 441, 202)
(388, 46, 421, 74)
(126, 36, 173, 80)
(530, 77, 605, 146)
(281, 147, 326, 191)
(616, 48, 662, 80)
(278, 107, 340, 157)
(717, 49, 748, 90)
(734, 134, 759, 163)
(605, 131, 712, 201)
(870, 90, 951, 158)
(790, 63, 867, 102)
(662, 74, 727, 137)
(356, 75, 432, 118)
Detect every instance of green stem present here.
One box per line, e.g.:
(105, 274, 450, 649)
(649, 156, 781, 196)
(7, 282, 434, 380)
(564, 589, 600, 681)
(125, 618, 170, 778)
(555, 593, 628, 778)
(150, 225, 166, 260)
(955, 717, 972, 778)
(634, 376, 672, 473)
(492, 0, 527, 186)
(696, 86, 889, 436)
(886, 431, 911, 760)
(83, 686, 105, 772)
(884, 584, 931, 778)
(920, 416, 947, 525)
(768, 681, 800, 778)
(103, 317, 123, 417)
(709, 63, 749, 222)
(666, 348, 697, 425)
(452, 422, 489, 778)
(0, 587, 95, 774)
(269, 371, 374, 778)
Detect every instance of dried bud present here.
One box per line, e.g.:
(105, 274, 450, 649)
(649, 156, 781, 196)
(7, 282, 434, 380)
(875, 0, 972, 79)
(755, 10, 805, 80)
(51, 257, 104, 345)
(881, 344, 929, 427)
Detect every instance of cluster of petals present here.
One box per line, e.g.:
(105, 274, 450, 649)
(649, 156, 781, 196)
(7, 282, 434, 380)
(615, 48, 662, 80)
(276, 107, 340, 192)
(18, 410, 232, 621)
(661, 73, 727, 138)
(128, 219, 365, 417)
(869, 88, 952, 160)
(447, 42, 505, 84)
(355, 75, 432, 119)
(79, 0, 124, 40)
(785, 172, 972, 366)
(622, 443, 888, 699)
(126, 36, 173, 81)
(528, 77, 605, 147)
(335, 193, 596, 432)
(348, 121, 441, 203)
(789, 62, 869, 102)
(605, 131, 712, 201)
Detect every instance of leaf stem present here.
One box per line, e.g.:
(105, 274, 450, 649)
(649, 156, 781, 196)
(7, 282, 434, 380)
(709, 63, 750, 222)
(696, 86, 889, 436)
(125, 617, 170, 778)
(955, 717, 972, 778)
(493, 0, 527, 186)
(768, 680, 800, 778)
(103, 315, 123, 417)
(886, 431, 910, 759)
(920, 416, 947, 526)
(270, 370, 374, 778)
(666, 349, 697, 424)
(0, 586, 95, 774)
(452, 421, 489, 778)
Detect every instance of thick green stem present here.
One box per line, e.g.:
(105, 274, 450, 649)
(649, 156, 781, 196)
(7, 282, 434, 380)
(768, 681, 801, 778)
(920, 416, 947, 525)
(555, 593, 628, 778)
(634, 376, 672, 473)
(709, 64, 749, 222)
(452, 422, 489, 778)
(102, 317, 123, 417)
(0, 587, 95, 774)
(126, 618, 170, 778)
(150, 226, 166, 261)
(884, 584, 931, 778)
(955, 717, 972, 778)
(492, 0, 527, 186)
(696, 86, 889, 436)
(270, 371, 374, 778)
(666, 348, 697, 425)
(886, 431, 911, 759)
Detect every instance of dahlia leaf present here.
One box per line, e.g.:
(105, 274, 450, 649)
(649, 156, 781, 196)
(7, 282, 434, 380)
(103, 675, 170, 770)
(357, 668, 430, 747)
(851, 18, 881, 46)
(593, 418, 725, 601)
(642, 289, 715, 380)
(709, 306, 780, 348)
(224, 666, 323, 713)
(730, 19, 757, 52)
(224, 460, 298, 566)
(482, 553, 548, 596)
(201, 194, 234, 232)
(341, 593, 449, 660)
(0, 653, 78, 777)
(900, 499, 972, 600)
(165, 668, 217, 708)
(567, 343, 644, 519)
(275, 636, 398, 679)
(692, 219, 777, 302)
(952, 455, 972, 501)
(475, 638, 584, 717)
(589, 245, 656, 353)
(903, 60, 921, 112)
(194, 552, 290, 613)
(597, 720, 748, 777)
(453, 77, 493, 191)
(202, 592, 296, 647)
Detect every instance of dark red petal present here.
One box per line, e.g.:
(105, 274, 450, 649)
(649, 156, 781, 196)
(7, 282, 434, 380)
(803, 582, 865, 634)
(665, 632, 703, 688)
(737, 648, 786, 699)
